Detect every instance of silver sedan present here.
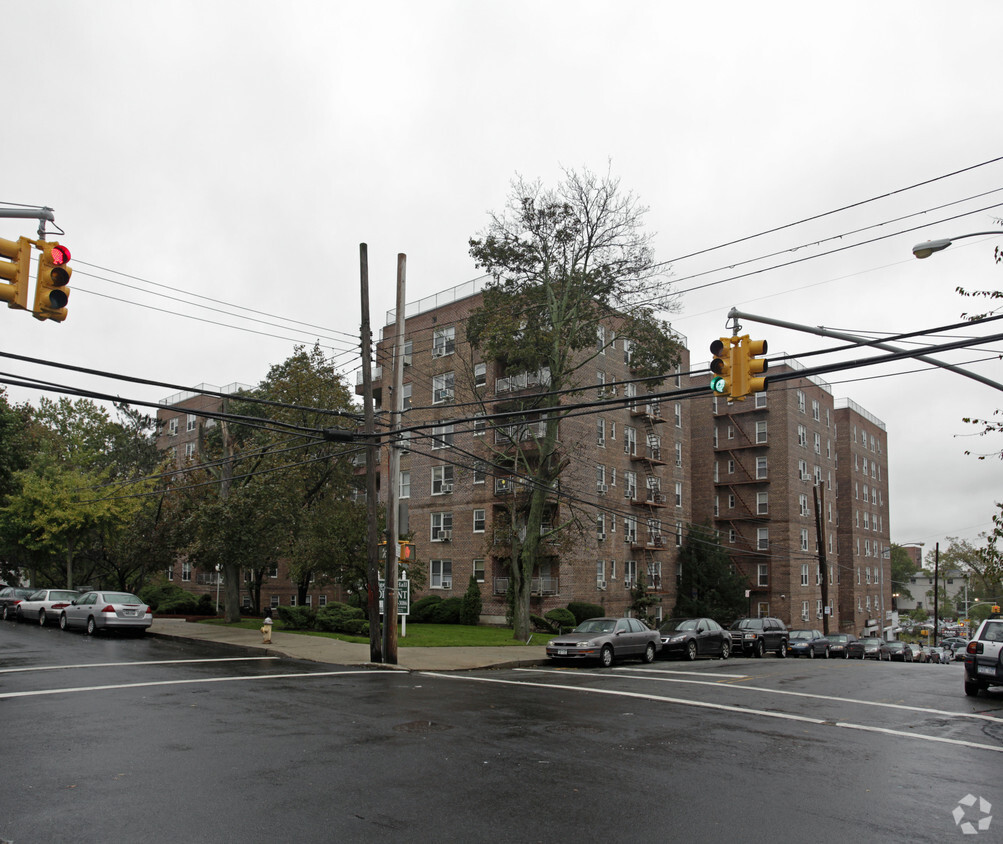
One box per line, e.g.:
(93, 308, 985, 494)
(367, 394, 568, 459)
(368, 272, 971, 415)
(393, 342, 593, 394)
(546, 617, 660, 667)
(15, 589, 80, 625)
(59, 591, 152, 635)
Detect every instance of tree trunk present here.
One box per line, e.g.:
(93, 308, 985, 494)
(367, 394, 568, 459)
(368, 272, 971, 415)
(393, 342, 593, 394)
(224, 560, 241, 622)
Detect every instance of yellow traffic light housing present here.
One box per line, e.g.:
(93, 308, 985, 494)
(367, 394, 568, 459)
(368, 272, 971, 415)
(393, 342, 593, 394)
(709, 338, 733, 397)
(742, 336, 769, 395)
(33, 240, 72, 322)
(0, 235, 32, 310)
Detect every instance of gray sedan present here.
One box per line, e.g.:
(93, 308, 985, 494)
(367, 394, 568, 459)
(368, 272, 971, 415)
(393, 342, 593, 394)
(59, 591, 152, 635)
(546, 617, 660, 667)
(15, 589, 80, 625)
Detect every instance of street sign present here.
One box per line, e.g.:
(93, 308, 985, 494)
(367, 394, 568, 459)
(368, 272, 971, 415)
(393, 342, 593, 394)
(378, 574, 410, 616)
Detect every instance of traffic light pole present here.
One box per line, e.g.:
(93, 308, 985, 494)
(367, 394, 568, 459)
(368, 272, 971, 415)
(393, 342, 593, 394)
(0, 205, 56, 240)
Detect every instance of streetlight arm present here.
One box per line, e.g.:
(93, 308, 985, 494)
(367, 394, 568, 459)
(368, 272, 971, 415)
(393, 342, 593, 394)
(913, 231, 1002, 259)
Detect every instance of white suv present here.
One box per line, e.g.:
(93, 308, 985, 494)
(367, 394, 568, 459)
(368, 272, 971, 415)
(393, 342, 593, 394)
(963, 617, 1003, 697)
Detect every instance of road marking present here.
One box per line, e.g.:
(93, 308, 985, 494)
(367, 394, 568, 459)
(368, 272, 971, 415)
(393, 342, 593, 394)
(0, 657, 279, 675)
(523, 667, 1003, 724)
(622, 668, 749, 679)
(0, 669, 397, 699)
(425, 672, 1003, 754)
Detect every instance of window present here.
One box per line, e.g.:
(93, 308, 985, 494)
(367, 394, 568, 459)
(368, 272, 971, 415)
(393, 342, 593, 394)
(597, 419, 606, 447)
(399, 471, 410, 499)
(800, 529, 809, 552)
(798, 425, 807, 447)
(728, 493, 736, 509)
(801, 564, 809, 586)
(185, 442, 196, 459)
(758, 564, 768, 586)
(755, 421, 767, 443)
(432, 371, 455, 403)
(624, 559, 637, 587)
(432, 326, 455, 357)
(431, 423, 454, 449)
(168, 417, 179, 436)
(675, 441, 682, 467)
(756, 457, 768, 479)
(187, 413, 197, 432)
(674, 403, 682, 428)
(474, 363, 487, 388)
(473, 559, 485, 583)
(757, 492, 768, 515)
(624, 515, 638, 544)
(431, 512, 453, 541)
(802, 600, 810, 620)
(596, 371, 606, 397)
(728, 459, 736, 474)
(402, 383, 412, 410)
(182, 561, 192, 582)
(799, 459, 809, 481)
(472, 509, 486, 533)
(797, 390, 806, 413)
(432, 465, 454, 495)
(813, 432, 821, 454)
(754, 393, 767, 408)
(624, 471, 637, 501)
(597, 325, 606, 353)
(624, 426, 637, 456)
(473, 413, 486, 436)
(757, 528, 769, 550)
(430, 559, 452, 589)
(675, 481, 682, 507)
(799, 493, 809, 517)
(811, 399, 820, 421)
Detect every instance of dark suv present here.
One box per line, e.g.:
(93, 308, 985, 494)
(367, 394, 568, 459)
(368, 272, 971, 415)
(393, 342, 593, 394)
(729, 617, 788, 658)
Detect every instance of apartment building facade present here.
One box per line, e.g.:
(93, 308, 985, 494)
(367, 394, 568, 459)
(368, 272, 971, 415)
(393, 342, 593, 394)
(363, 278, 692, 623)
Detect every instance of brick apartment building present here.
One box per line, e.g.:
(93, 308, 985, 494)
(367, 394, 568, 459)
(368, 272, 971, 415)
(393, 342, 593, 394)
(688, 359, 892, 635)
(363, 277, 693, 624)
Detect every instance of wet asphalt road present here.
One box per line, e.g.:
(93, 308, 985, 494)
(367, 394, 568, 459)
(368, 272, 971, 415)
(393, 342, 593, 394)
(2, 620, 1001, 843)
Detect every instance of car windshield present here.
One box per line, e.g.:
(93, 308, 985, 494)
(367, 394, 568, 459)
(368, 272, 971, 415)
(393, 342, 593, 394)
(789, 630, 813, 639)
(731, 619, 763, 630)
(887, 642, 904, 649)
(659, 619, 698, 632)
(575, 619, 615, 634)
(102, 593, 142, 604)
(50, 591, 78, 600)
(826, 635, 848, 642)
(861, 638, 882, 645)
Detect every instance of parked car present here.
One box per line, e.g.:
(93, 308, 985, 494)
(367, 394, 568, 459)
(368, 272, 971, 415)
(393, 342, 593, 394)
(0, 586, 38, 621)
(825, 633, 861, 659)
(657, 617, 731, 660)
(963, 617, 1003, 697)
(927, 647, 951, 665)
(787, 629, 830, 659)
(14, 589, 80, 625)
(911, 645, 929, 663)
(728, 617, 788, 658)
(546, 617, 660, 667)
(860, 637, 891, 660)
(59, 591, 152, 635)
(886, 641, 915, 662)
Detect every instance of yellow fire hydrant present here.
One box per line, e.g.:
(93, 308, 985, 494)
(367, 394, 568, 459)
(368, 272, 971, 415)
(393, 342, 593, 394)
(261, 614, 273, 644)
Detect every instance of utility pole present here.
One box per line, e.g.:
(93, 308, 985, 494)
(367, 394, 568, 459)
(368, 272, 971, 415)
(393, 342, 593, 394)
(382, 253, 406, 664)
(813, 483, 829, 635)
(359, 243, 382, 663)
(933, 542, 940, 647)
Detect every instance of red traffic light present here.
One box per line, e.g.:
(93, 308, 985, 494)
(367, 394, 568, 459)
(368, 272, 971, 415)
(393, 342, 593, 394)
(50, 244, 71, 266)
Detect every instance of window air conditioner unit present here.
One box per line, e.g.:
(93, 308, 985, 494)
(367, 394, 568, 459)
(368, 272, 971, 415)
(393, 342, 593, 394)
(597, 580, 607, 590)
(597, 483, 608, 493)
(439, 530, 452, 541)
(440, 483, 453, 493)
(432, 346, 446, 358)
(403, 353, 412, 366)
(817, 612, 823, 619)
(434, 388, 454, 402)
(656, 494, 666, 504)
(801, 613, 810, 621)
(597, 532, 606, 541)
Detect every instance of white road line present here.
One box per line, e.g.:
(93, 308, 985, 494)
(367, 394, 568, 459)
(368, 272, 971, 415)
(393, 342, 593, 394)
(521, 667, 1003, 724)
(0, 657, 279, 675)
(0, 669, 396, 699)
(424, 672, 1003, 754)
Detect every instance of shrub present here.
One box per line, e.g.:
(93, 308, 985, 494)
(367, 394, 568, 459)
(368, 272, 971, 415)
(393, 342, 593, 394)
(545, 608, 576, 633)
(531, 614, 556, 633)
(276, 605, 315, 630)
(460, 576, 483, 626)
(315, 602, 366, 634)
(410, 595, 443, 623)
(567, 602, 605, 625)
(430, 597, 464, 624)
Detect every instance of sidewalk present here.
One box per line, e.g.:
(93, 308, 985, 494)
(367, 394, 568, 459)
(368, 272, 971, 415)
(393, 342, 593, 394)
(149, 619, 550, 672)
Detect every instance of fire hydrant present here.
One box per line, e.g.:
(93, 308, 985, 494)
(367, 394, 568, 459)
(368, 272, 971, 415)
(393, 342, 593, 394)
(260, 614, 273, 644)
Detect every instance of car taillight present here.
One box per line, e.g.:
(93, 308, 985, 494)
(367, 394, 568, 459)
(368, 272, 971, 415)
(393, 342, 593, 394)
(100, 605, 116, 613)
(967, 641, 978, 655)
(52, 602, 68, 609)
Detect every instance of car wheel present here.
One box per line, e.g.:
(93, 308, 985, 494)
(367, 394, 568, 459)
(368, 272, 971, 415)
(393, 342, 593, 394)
(39, 610, 47, 626)
(1, 605, 9, 621)
(599, 645, 614, 668)
(86, 616, 97, 636)
(778, 642, 787, 658)
(59, 612, 69, 631)
(824, 647, 830, 659)
(642, 642, 656, 664)
(964, 677, 981, 697)
(754, 640, 765, 658)
(15, 606, 24, 622)
(809, 646, 815, 659)
(686, 641, 698, 661)
(843, 650, 849, 659)
(721, 640, 731, 660)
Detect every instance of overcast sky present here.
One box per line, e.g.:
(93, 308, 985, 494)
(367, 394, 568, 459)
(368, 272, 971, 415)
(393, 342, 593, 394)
(3, 1, 1001, 566)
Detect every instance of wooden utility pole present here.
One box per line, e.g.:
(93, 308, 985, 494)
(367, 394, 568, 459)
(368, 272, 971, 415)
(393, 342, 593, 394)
(813, 483, 829, 635)
(382, 253, 406, 664)
(359, 243, 382, 663)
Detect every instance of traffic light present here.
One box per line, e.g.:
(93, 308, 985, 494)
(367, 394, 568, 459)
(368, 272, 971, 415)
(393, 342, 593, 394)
(33, 240, 72, 322)
(0, 235, 32, 310)
(741, 336, 769, 395)
(398, 540, 414, 562)
(709, 337, 734, 396)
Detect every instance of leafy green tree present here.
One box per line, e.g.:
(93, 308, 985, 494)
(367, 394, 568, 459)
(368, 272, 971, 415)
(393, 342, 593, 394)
(467, 167, 681, 639)
(673, 523, 748, 624)
(889, 544, 918, 601)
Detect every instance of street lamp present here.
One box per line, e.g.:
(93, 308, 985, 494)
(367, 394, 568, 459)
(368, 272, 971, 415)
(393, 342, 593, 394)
(912, 231, 1000, 259)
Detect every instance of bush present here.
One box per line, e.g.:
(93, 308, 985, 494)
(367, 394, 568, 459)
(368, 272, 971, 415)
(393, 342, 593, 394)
(567, 602, 605, 625)
(276, 605, 315, 630)
(315, 602, 366, 634)
(460, 576, 483, 626)
(410, 595, 443, 623)
(531, 614, 556, 633)
(430, 597, 464, 624)
(545, 608, 576, 633)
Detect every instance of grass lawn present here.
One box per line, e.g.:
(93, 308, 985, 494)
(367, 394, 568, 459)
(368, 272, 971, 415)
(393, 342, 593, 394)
(205, 618, 536, 647)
